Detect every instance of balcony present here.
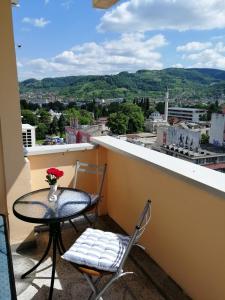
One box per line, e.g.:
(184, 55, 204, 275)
(1, 2, 225, 299)
(6, 136, 225, 300)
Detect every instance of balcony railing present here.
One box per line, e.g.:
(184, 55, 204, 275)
(8, 137, 225, 300)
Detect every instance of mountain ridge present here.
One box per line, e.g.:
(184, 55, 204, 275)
(19, 68, 225, 100)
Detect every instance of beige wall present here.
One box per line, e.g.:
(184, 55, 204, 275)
(105, 149, 225, 300)
(0, 1, 33, 241)
(29, 149, 98, 191)
(29, 148, 108, 214)
(0, 122, 7, 215)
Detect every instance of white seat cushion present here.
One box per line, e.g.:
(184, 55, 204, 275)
(62, 228, 130, 272)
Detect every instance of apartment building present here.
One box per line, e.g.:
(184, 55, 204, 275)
(168, 107, 206, 122)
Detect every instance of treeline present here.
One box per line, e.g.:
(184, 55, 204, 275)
(20, 99, 146, 138)
(20, 97, 224, 139)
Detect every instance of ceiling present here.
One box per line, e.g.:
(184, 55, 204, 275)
(11, 0, 119, 9)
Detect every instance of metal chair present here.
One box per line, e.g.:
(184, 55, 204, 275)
(69, 160, 107, 231)
(62, 200, 152, 300)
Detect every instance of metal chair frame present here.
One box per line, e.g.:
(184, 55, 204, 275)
(73, 200, 152, 300)
(69, 160, 107, 231)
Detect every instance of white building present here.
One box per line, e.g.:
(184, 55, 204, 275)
(48, 109, 62, 120)
(156, 125, 200, 151)
(168, 107, 206, 122)
(209, 113, 225, 147)
(22, 124, 36, 147)
(145, 112, 168, 133)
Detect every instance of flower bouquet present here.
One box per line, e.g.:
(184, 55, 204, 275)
(46, 168, 64, 201)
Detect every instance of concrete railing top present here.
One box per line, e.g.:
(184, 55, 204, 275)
(25, 143, 96, 156)
(91, 136, 225, 195)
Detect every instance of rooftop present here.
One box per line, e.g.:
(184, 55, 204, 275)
(168, 107, 206, 112)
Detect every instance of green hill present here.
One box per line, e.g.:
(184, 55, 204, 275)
(19, 68, 225, 101)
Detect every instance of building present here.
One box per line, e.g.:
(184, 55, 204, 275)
(154, 124, 225, 172)
(145, 111, 168, 133)
(168, 107, 206, 122)
(22, 124, 36, 147)
(65, 124, 109, 144)
(118, 132, 157, 148)
(209, 113, 225, 146)
(159, 144, 225, 172)
(156, 125, 201, 151)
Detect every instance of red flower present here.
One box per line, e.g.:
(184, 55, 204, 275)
(46, 168, 64, 185)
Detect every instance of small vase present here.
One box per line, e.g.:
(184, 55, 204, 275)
(48, 184, 58, 202)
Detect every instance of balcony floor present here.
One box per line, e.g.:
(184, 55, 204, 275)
(12, 216, 191, 300)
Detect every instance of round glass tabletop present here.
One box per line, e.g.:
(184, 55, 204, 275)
(13, 187, 91, 224)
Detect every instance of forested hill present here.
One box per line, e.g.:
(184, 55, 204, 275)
(19, 68, 225, 100)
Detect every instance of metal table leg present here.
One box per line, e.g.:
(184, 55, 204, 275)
(21, 222, 66, 300)
(21, 229, 52, 279)
(48, 224, 57, 300)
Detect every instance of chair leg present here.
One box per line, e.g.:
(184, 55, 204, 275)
(94, 275, 119, 300)
(69, 219, 79, 233)
(83, 213, 93, 227)
(84, 273, 98, 294)
(92, 271, 134, 300)
(83, 273, 104, 300)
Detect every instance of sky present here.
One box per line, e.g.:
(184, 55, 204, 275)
(12, 0, 225, 80)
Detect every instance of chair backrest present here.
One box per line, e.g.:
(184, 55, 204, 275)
(73, 160, 107, 198)
(118, 200, 152, 273)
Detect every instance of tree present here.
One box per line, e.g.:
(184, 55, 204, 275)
(201, 133, 209, 144)
(120, 103, 144, 133)
(108, 102, 120, 114)
(58, 114, 66, 136)
(67, 101, 77, 109)
(79, 110, 93, 125)
(65, 108, 80, 126)
(36, 123, 48, 140)
(207, 102, 220, 120)
(39, 109, 52, 125)
(107, 103, 144, 134)
(155, 102, 165, 114)
(107, 112, 128, 135)
(65, 108, 93, 126)
(21, 109, 38, 125)
(50, 116, 59, 135)
(20, 100, 40, 111)
(20, 100, 29, 110)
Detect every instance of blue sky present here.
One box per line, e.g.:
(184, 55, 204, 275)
(13, 0, 225, 80)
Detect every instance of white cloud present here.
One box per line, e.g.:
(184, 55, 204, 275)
(22, 17, 50, 28)
(177, 40, 225, 69)
(98, 0, 225, 33)
(18, 33, 167, 79)
(177, 42, 212, 52)
(17, 61, 23, 68)
(172, 63, 183, 68)
(186, 49, 225, 69)
(61, 0, 74, 9)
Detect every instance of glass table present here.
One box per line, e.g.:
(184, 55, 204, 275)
(13, 187, 91, 300)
